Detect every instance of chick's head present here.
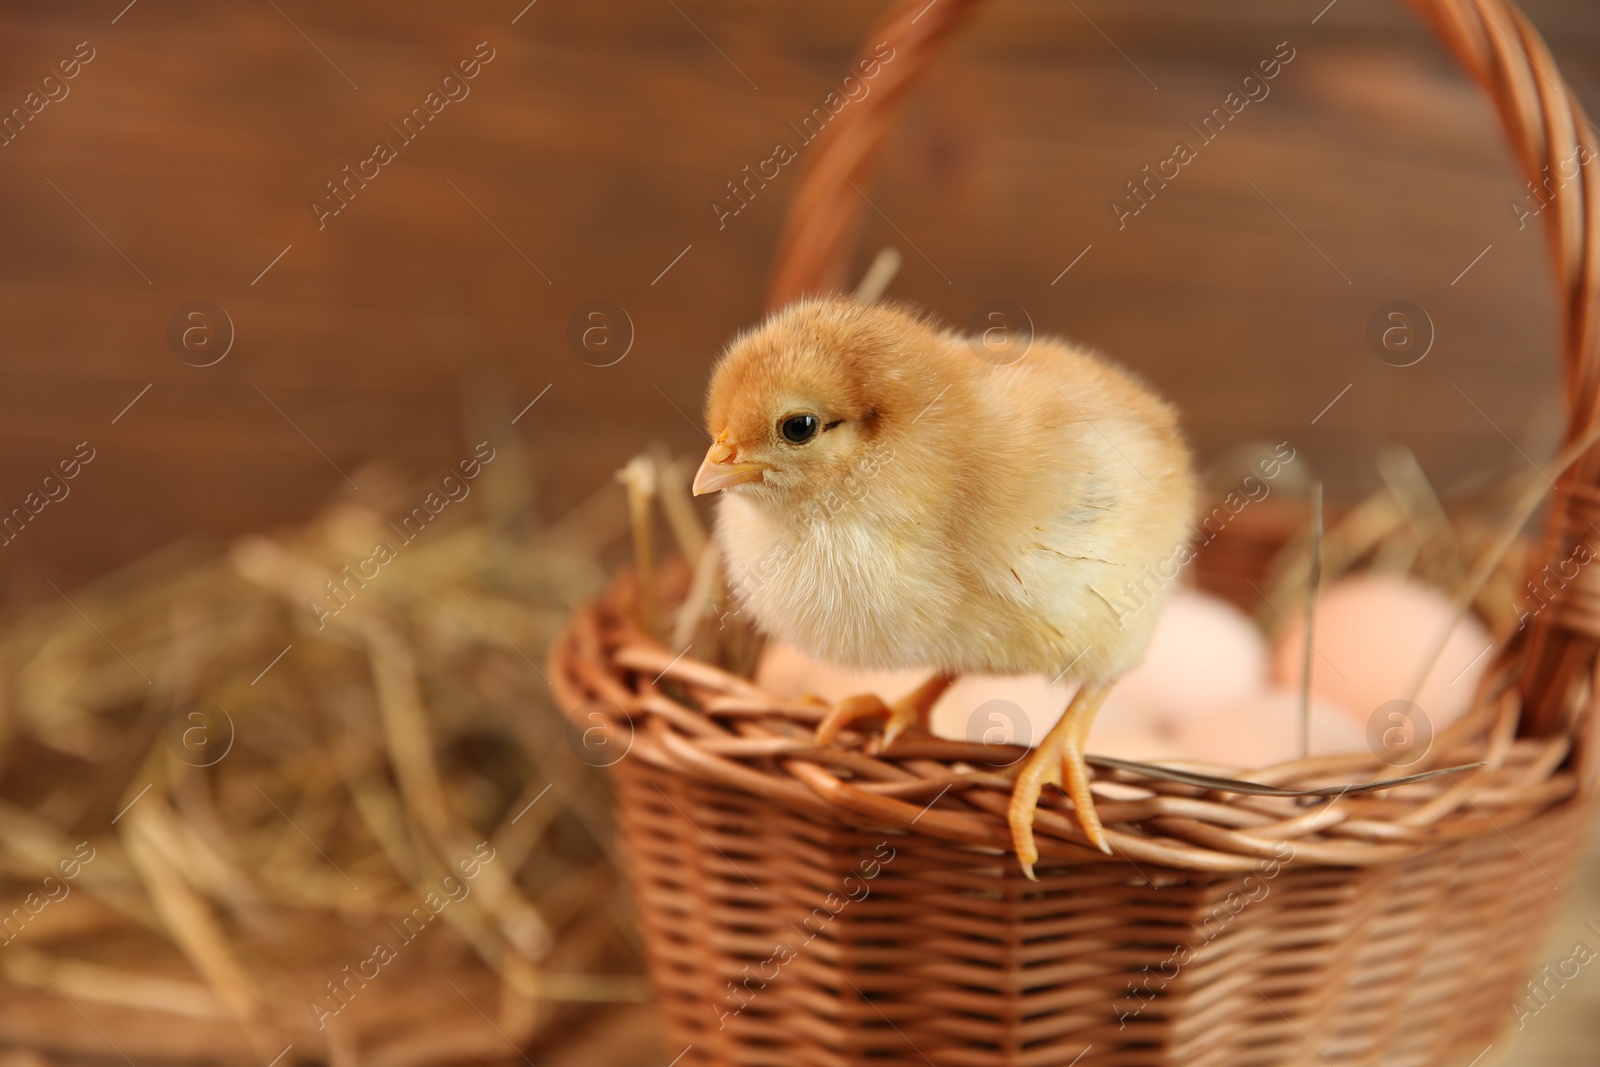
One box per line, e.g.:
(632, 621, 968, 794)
(694, 297, 945, 506)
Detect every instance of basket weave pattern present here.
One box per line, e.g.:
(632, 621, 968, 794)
(551, 1, 1600, 1062)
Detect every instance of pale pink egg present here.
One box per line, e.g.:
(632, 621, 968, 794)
(757, 644, 1081, 750)
(756, 588, 1266, 755)
(1268, 573, 1492, 732)
(1174, 688, 1366, 768)
(1085, 726, 1189, 765)
(757, 634, 1203, 762)
(1110, 589, 1270, 739)
(754, 642, 925, 704)
(929, 673, 1079, 748)
(757, 643, 1080, 749)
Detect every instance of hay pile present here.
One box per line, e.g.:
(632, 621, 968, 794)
(0, 446, 652, 1066)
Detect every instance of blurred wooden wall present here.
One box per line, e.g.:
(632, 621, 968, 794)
(0, 0, 1597, 602)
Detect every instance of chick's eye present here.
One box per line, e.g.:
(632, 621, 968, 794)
(780, 414, 820, 443)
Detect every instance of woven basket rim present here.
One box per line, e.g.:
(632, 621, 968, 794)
(548, 549, 1588, 872)
(552, 0, 1600, 873)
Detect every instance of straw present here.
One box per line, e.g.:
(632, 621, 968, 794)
(0, 453, 645, 1066)
(1300, 481, 1323, 761)
(616, 455, 660, 639)
(1402, 420, 1600, 704)
(853, 246, 903, 302)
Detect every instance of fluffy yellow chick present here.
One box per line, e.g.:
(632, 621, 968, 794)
(693, 296, 1196, 876)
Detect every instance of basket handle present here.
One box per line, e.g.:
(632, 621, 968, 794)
(765, 0, 1600, 738)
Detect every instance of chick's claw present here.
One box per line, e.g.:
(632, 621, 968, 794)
(813, 672, 956, 749)
(814, 693, 897, 747)
(1008, 736, 1062, 882)
(1059, 735, 1111, 856)
(1007, 683, 1114, 879)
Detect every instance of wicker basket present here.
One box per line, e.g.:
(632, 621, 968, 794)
(549, 1, 1600, 1063)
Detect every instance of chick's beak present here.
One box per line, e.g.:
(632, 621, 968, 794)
(693, 430, 774, 495)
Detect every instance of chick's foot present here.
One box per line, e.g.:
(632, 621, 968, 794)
(814, 672, 956, 749)
(1008, 683, 1113, 879)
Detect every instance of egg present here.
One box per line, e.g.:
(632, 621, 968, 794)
(761, 627, 1203, 767)
(1108, 588, 1270, 739)
(930, 674, 1077, 751)
(1269, 573, 1492, 732)
(754, 590, 1252, 765)
(755, 641, 924, 705)
(757, 642, 1086, 752)
(1174, 688, 1366, 768)
(1085, 726, 1189, 764)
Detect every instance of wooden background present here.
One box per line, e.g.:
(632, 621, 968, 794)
(2, 1, 1600, 1063)
(0, 0, 1595, 604)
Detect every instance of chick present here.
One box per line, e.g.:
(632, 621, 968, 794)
(693, 296, 1196, 876)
